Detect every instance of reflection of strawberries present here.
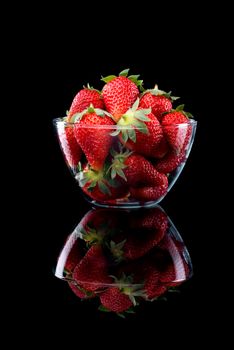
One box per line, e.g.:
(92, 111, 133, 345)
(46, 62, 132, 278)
(129, 208, 168, 232)
(144, 267, 167, 299)
(64, 238, 84, 273)
(78, 209, 121, 246)
(157, 235, 190, 286)
(73, 245, 112, 291)
(60, 236, 94, 299)
(110, 208, 168, 261)
(69, 280, 95, 299)
(100, 287, 133, 313)
(110, 228, 165, 261)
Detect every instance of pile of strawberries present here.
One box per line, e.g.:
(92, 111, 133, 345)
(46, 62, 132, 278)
(59, 208, 190, 317)
(58, 69, 193, 203)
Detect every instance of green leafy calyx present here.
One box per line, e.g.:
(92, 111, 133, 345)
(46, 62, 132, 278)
(111, 99, 151, 143)
(102, 69, 144, 91)
(70, 104, 113, 122)
(107, 145, 132, 181)
(143, 85, 180, 101)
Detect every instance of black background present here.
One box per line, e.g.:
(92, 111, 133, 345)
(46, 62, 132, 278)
(5, 1, 229, 343)
(40, 60, 218, 338)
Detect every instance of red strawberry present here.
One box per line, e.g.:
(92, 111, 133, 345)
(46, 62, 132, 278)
(130, 184, 167, 202)
(73, 105, 115, 170)
(82, 181, 128, 202)
(73, 245, 112, 292)
(155, 150, 186, 174)
(109, 152, 169, 201)
(57, 123, 82, 170)
(100, 287, 133, 313)
(161, 105, 193, 153)
(124, 154, 166, 187)
(159, 263, 176, 283)
(102, 69, 141, 122)
(118, 105, 163, 158)
(129, 174, 168, 201)
(154, 137, 170, 159)
(77, 164, 129, 202)
(110, 98, 163, 157)
(59, 87, 104, 170)
(140, 90, 173, 121)
(69, 86, 104, 117)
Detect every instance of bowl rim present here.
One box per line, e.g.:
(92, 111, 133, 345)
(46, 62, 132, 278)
(53, 118, 197, 129)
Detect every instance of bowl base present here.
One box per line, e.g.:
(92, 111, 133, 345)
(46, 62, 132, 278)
(84, 195, 164, 209)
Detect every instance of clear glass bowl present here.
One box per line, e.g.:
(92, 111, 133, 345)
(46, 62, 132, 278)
(55, 206, 192, 315)
(54, 118, 197, 208)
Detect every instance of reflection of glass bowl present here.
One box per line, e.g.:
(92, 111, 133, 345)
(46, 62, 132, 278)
(54, 119, 197, 208)
(55, 207, 192, 315)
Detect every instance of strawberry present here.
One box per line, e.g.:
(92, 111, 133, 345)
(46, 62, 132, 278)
(116, 100, 163, 158)
(153, 137, 170, 159)
(109, 151, 168, 201)
(154, 149, 186, 173)
(68, 86, 104, 117)
(140, 85, 178, 121)
(58, 86, 104, 170)
(57, 122, 82, 171)
(161, 105, 193, 153)
(102, 69, 141, 122)
(124, 154, 166, 187)
(129, 181, 168, 201)
(72, 105, 115, 170)
(73, 245, 112, 291)
(76, 163, 129, 202)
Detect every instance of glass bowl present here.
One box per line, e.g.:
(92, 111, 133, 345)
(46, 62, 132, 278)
(55, 206, 192, 315)
(54, 118, 197, 208)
